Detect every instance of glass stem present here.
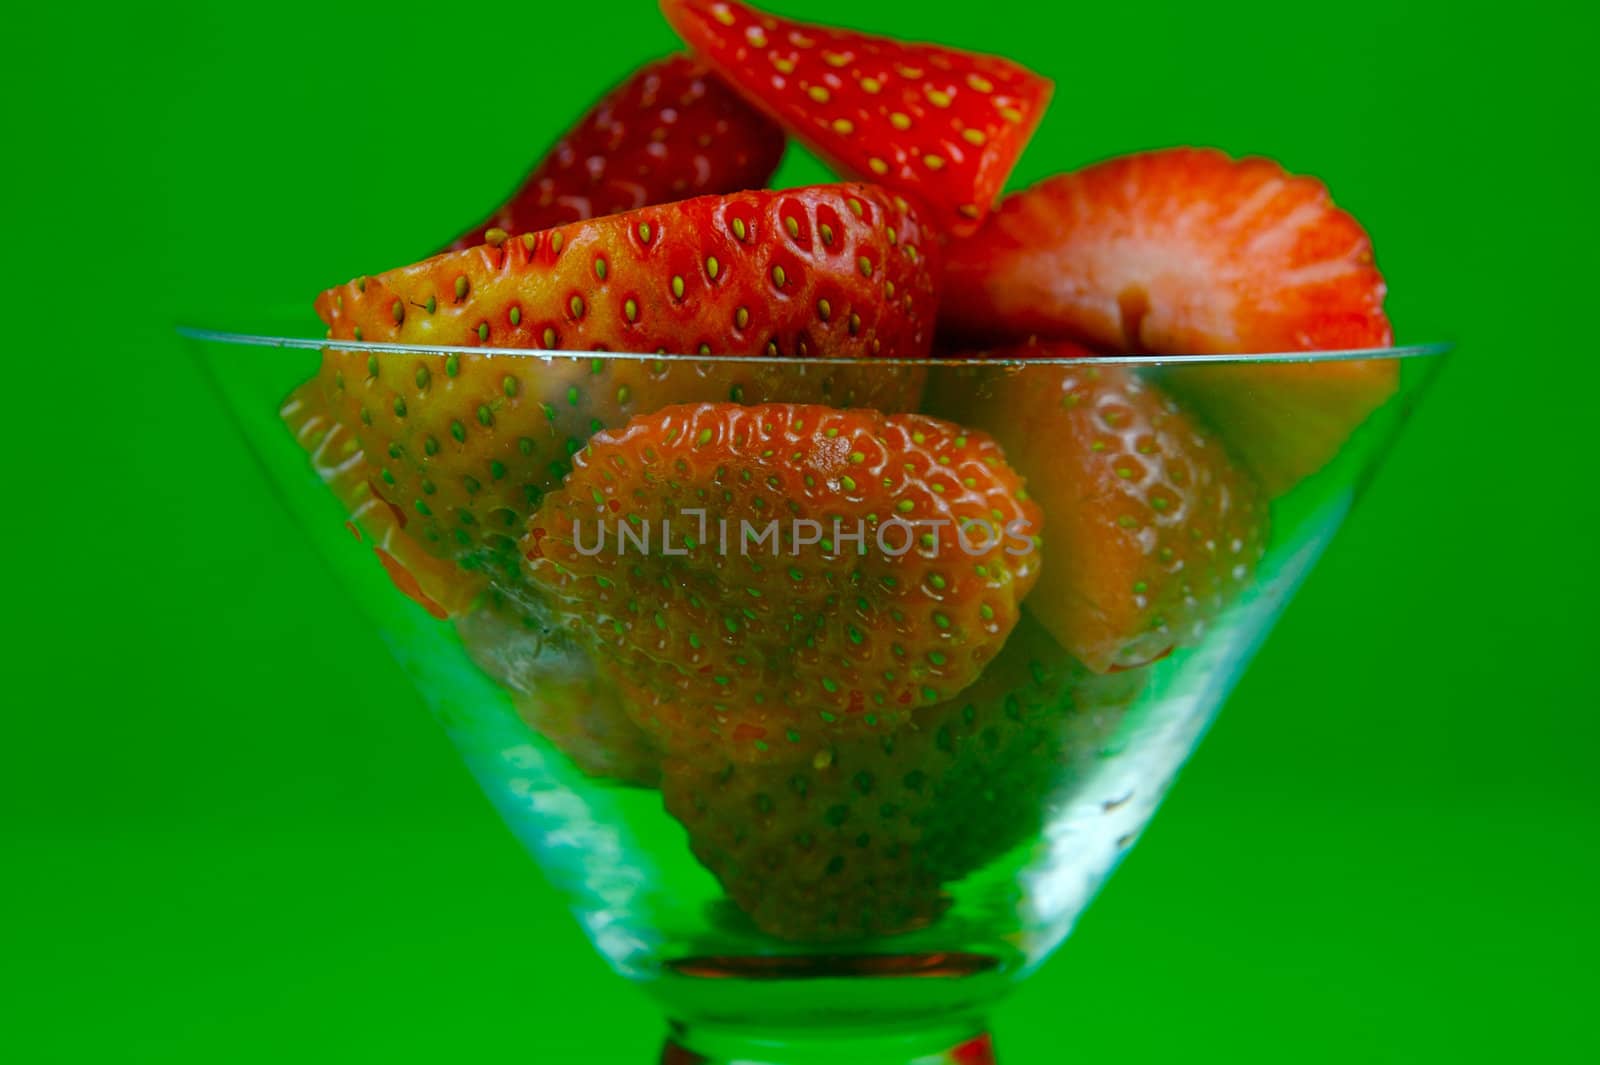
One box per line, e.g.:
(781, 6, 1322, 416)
(660, 1019, 994, 1065)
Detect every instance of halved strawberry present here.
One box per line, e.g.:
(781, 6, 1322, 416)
(942, 148, 1392, 353)
(930, 344, 1268, 673)
(316, 184, 937, 579)
(661, 617, 1145, 942)
(524, 403, 1043, 765)
(447, 54, 785, 252)
(661, 0, 1052, 236)
(282, 380, 484, 618)
(456, 588, 658, 786)
(941, 147, 1398, 493)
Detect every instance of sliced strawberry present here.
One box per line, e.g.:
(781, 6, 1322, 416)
(661, 0, 1052, 236)
(524, 403, 1043, 765)
(942, 148, 1392, 353)
(456, 588, 658, 786)
(661, 617, 1145, 942)
(930, 345, 1268, 673)
(447, 54, 785, 252)
(316, 184, 937, 579)
(941, 147, 1398, 492)
(281, 380, 484, 618)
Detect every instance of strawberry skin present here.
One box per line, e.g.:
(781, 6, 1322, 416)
(661, 617, 1146, 942)
(524, 403, 1043, 764)
(665, 744, 944, 941)
(316, 184, 937, 578)
(899, 616, 1147, 883)
(941, 148, 1398, 493)
(282, 380, 484, 619)
(931, 345, 1268, 673)
(447, 54, 784, 252)
(661, 0, 1052, 236)
(457, 588, 658, 786)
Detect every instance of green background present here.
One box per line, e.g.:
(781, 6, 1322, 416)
(7, 0, 1596, 1060)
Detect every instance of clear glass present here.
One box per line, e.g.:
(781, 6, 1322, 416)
(185, 325, 1447, 1062)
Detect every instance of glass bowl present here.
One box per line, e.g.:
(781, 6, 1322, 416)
(184, 326, 1448, 1064)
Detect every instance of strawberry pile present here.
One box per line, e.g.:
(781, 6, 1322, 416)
(288, 0, 1398, 942)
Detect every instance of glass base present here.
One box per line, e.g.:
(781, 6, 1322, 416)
(661, 1021, 994, 1065)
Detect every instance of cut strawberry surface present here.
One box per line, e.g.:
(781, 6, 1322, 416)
(942, 147, 1399, 495)
(316, 184, 937, 578)
(524, 403, 1043, 764)
(661, 617, 1145, 942)
(931, 345, 1267, 673)
(661, 0, 1052, 237)
(447, 54, 785, 252)
(942, 147, 1392, 353)
(457, 588, 658, 786)
(282, 380, 483, 619)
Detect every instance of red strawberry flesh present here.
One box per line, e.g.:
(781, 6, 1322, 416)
(941, 147, 1392, 354)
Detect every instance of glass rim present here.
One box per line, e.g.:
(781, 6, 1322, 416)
(178, 326, 1452, 369)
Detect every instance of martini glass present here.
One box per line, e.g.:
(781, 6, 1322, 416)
(185, 326, 1446, 1064)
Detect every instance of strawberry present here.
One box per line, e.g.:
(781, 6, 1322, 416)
(456, 588, 658, 786)
(281, 380, 484, 619)
(930, 345, 1268, 673)
(523, 403, 1043, 765)
(941, 147, 1398, 493)
(446, 54, 785, 252)
(661, 0, 1053, 236)
(315, 184, 938, 579)
(661, 617, 1146, 942)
